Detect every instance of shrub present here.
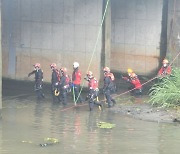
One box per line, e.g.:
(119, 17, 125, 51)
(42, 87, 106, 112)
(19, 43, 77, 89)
(148, 68, 180, 108)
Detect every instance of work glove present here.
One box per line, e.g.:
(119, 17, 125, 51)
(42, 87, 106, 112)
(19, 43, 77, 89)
(84, 77, 89, 81)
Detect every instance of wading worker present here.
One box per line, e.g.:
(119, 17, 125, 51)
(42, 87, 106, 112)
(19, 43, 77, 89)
(158, 59, 171, 76)
(103, 67, 116, 108)
(28, 63, 45, 100)
(72, 62, 83, 103)
(59, 67, 71, 106)
(122, 70, 142, 96)
(50, 63, 61, 103)
(84, 71, 102, 111)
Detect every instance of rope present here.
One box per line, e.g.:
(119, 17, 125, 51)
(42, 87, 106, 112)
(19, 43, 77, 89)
(7, 0, 178, 111)
(62, 50, 180, 111)
(72, 86, 76, 106)
(74, 0, 110, 104)
(67, 0, 180, 111)
(2, 93, 31, 101)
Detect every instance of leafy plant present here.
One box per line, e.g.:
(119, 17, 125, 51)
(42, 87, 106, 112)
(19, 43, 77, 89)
(148, 68, 180, 107)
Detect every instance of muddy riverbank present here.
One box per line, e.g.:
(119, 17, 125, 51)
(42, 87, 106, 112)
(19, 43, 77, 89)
(110, 95, 180, 124)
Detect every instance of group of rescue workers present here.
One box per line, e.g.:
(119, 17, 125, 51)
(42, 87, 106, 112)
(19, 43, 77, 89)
(28, 58, 171, 111)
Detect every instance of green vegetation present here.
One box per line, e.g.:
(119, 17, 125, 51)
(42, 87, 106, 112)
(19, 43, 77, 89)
(148, 68, 180, 107)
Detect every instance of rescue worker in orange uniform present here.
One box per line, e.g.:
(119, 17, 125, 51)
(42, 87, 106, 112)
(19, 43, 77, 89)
(72, 62, 83, 103)
(84, 71, 102, 111)
(122, 69, 142, 96)
(28, 63, 45, 99)
(59, 67, 71, 106)
(103, 67, 116, 108)
(158, 59, 172, 76)
(50, 63, 61, 103)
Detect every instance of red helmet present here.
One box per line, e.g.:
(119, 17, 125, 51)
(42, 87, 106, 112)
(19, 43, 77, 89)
(87, 71, 93, 76)
(162, 59, 168, 64)
(61, 67, 67, 73)
(34, 63, 41, 68)
(103, 67, 110, 73)
(50, 63, 57, 69)
(87, 71, 93, 78)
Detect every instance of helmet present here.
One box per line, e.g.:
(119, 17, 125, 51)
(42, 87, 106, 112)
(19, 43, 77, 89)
(103, 67, 110, 73)
(73, 62, 79, 69)
(87, 71, 93, 78)
(127, 68, 133, 73)
(61, 67, 67, 73)
(50, 63, 56, 69)
(162, 59, 169, 64)
(130, 73, 137, 78)
(34, 63, 41, 68)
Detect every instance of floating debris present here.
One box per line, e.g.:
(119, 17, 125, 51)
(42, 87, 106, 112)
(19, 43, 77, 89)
(21, 140, 33, 144)
(22, 138, 59, 147)
(39, 143, 54, 147)
(39, 138, 59, 147)
(44, 137, 59, 143)
(97, 122, 116, 129)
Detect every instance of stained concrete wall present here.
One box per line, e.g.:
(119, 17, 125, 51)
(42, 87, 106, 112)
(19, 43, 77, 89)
(0, 0, 2, 117)
(111, 0, 163, 75)
(2, 0, 103, 82)
(167, 0, 180, 66)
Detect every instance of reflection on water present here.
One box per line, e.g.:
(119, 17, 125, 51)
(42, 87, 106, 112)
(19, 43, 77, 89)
(1, 80, 180, 154)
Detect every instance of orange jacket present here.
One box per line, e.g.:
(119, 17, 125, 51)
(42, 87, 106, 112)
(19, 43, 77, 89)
(72, 69, 81, 85)
(131, 78, 142, 89)
(88, 78, 98, 90)
(158, 66, 171, 76)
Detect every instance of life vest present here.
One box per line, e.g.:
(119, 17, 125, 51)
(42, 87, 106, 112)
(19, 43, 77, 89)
(62, 75, 71, 91)
(56, 69, 61, 81)
(158, 66, 171, 75)
(104, 73, 116, 92)
(131, 78, 142, 89)
(65, 75, 71, 85)
(72, 69, 81, 85)
(88, 78, 98, 90)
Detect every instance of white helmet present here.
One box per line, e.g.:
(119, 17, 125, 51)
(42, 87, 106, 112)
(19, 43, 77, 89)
(73, 62, 79, 69)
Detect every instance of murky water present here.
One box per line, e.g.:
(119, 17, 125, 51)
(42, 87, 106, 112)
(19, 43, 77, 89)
(1, 79, 180, 154)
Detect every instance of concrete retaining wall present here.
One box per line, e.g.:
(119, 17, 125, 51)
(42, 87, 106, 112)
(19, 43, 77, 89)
(111, 0, 164, 75)
(167, 0, 180, 66)
(2, 0, 103, 82)
(0, 0, 2, 117)
(2, 0, 173, 81)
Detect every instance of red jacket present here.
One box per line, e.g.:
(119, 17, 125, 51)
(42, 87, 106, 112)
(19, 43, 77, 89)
(72, 69, 81, 85)
(131, 78, 142, 89)
(88, 78, 98, 90)
(158, 66, 171, 76)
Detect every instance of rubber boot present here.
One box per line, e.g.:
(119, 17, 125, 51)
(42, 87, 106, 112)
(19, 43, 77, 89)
(111, 99, 116, 106)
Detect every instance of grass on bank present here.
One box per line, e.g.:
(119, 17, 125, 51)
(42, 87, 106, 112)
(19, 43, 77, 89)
(148, 68, 180, 108)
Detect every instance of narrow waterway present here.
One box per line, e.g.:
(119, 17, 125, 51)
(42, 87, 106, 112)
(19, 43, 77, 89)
(1, 79, 180, 154)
